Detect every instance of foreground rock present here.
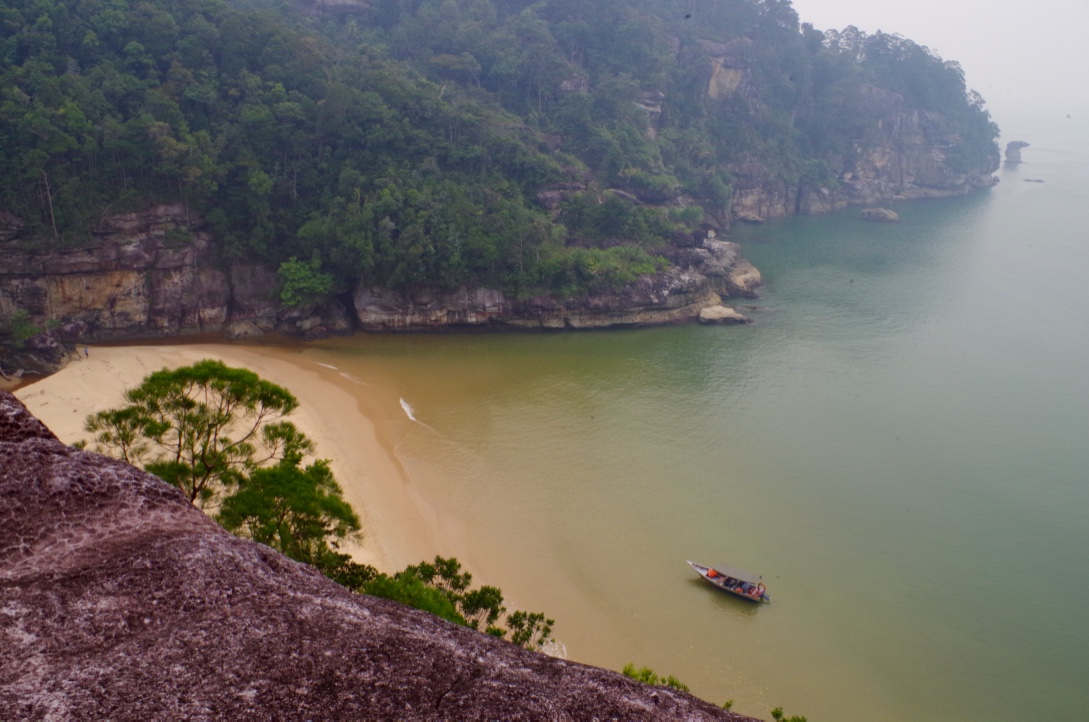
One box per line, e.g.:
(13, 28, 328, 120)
(860, 207, 901, 222)
(0, 391, 753, 721)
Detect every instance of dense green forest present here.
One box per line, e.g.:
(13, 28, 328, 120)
(0, 0, 999, 297)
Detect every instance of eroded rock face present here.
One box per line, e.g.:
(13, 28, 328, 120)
(354, 240, 761, 331)
(2, 203, 760, 371)
(0, 206, 355, 372)
(724, 86, 999, 223)
(698, 305, 750, 325)
(0, 205, 229, 346)
(0, 391, 753, 720)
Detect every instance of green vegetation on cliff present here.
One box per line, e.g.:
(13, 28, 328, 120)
(0, 0, 999, 299)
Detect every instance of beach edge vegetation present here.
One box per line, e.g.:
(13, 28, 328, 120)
(82, 360, 555, 651)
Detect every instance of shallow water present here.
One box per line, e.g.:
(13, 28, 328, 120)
(300, 121, 1089, 720)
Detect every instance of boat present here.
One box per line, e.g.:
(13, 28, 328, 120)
(687, 560, 770, 603)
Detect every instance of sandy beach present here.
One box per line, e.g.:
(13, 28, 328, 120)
(13, 343, 455, 573)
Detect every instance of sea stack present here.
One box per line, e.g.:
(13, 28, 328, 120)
(1005, 141, 1030, 164)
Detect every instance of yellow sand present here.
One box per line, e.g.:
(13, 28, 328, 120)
(13, 343, 454, 573)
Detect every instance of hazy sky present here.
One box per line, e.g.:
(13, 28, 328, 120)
(789, 0, 1089, 131)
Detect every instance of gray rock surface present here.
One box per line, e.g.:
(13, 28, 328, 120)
(860, 207, 901, 222)
(698, 305, 750, 325)
(0, 391, 755, 721)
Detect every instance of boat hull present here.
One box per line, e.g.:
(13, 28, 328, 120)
(687, 560, 770, 603)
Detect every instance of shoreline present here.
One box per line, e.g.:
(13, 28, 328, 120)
(13, 343, 459, 574)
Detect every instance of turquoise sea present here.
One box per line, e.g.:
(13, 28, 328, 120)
(306, 120, 1089, 720)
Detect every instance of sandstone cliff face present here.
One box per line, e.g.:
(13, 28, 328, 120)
(1, 205, 760, 373)
(0, 205, 352, 373)
(353, 239, 761, 332)
(0, 391, 754, 721)
(0, 205, 230, 339)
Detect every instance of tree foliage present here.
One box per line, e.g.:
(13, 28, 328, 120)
(333, 555, 556, 651)
(86, 359, 362, 568)
(217, 459, 361, 565)
(621, 663, 691, 693)
(278, 255, 335, 308)
(84, 359, 312, 508)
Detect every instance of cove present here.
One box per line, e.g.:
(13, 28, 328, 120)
(295, 122, 1089, 721)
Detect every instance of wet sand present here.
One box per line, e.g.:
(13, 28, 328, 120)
(13, 343, 456, 573)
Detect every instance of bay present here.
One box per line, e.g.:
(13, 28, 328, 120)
(301, 121, 1089, 721)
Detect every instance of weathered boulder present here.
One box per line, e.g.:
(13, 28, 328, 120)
(0, 391, 752, 720)
(1005, 141, 1030, 164)
(693, 240, 764, 298)
(698, 305, 750, 325)
(860, 207, 901, 222)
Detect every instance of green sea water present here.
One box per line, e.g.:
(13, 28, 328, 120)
(302, 123, 1089, 720)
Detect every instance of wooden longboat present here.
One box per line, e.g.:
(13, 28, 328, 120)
(687, 560, 770, 603)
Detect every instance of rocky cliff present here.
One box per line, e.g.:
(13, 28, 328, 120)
(354, 239, 761, 331)
(0, 204, 230, 337)
(0, 206, 761, 372)
(0, 391, 754, 720)
(0, 205, 354, 374)
(696, 40, 1000, 223)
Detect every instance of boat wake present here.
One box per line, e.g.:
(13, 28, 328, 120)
(311, 361, 373, 386)
(399, 397, 418, 422)
(339, 371, 372, 386)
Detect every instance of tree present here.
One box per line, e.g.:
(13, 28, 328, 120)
(217, 459, 361, 566)
(277, 255, 335, 308)
(85, 360, 313, 508)
(341, 555, 556, 650)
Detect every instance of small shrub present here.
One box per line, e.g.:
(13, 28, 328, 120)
(622, 663, 689, 692)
